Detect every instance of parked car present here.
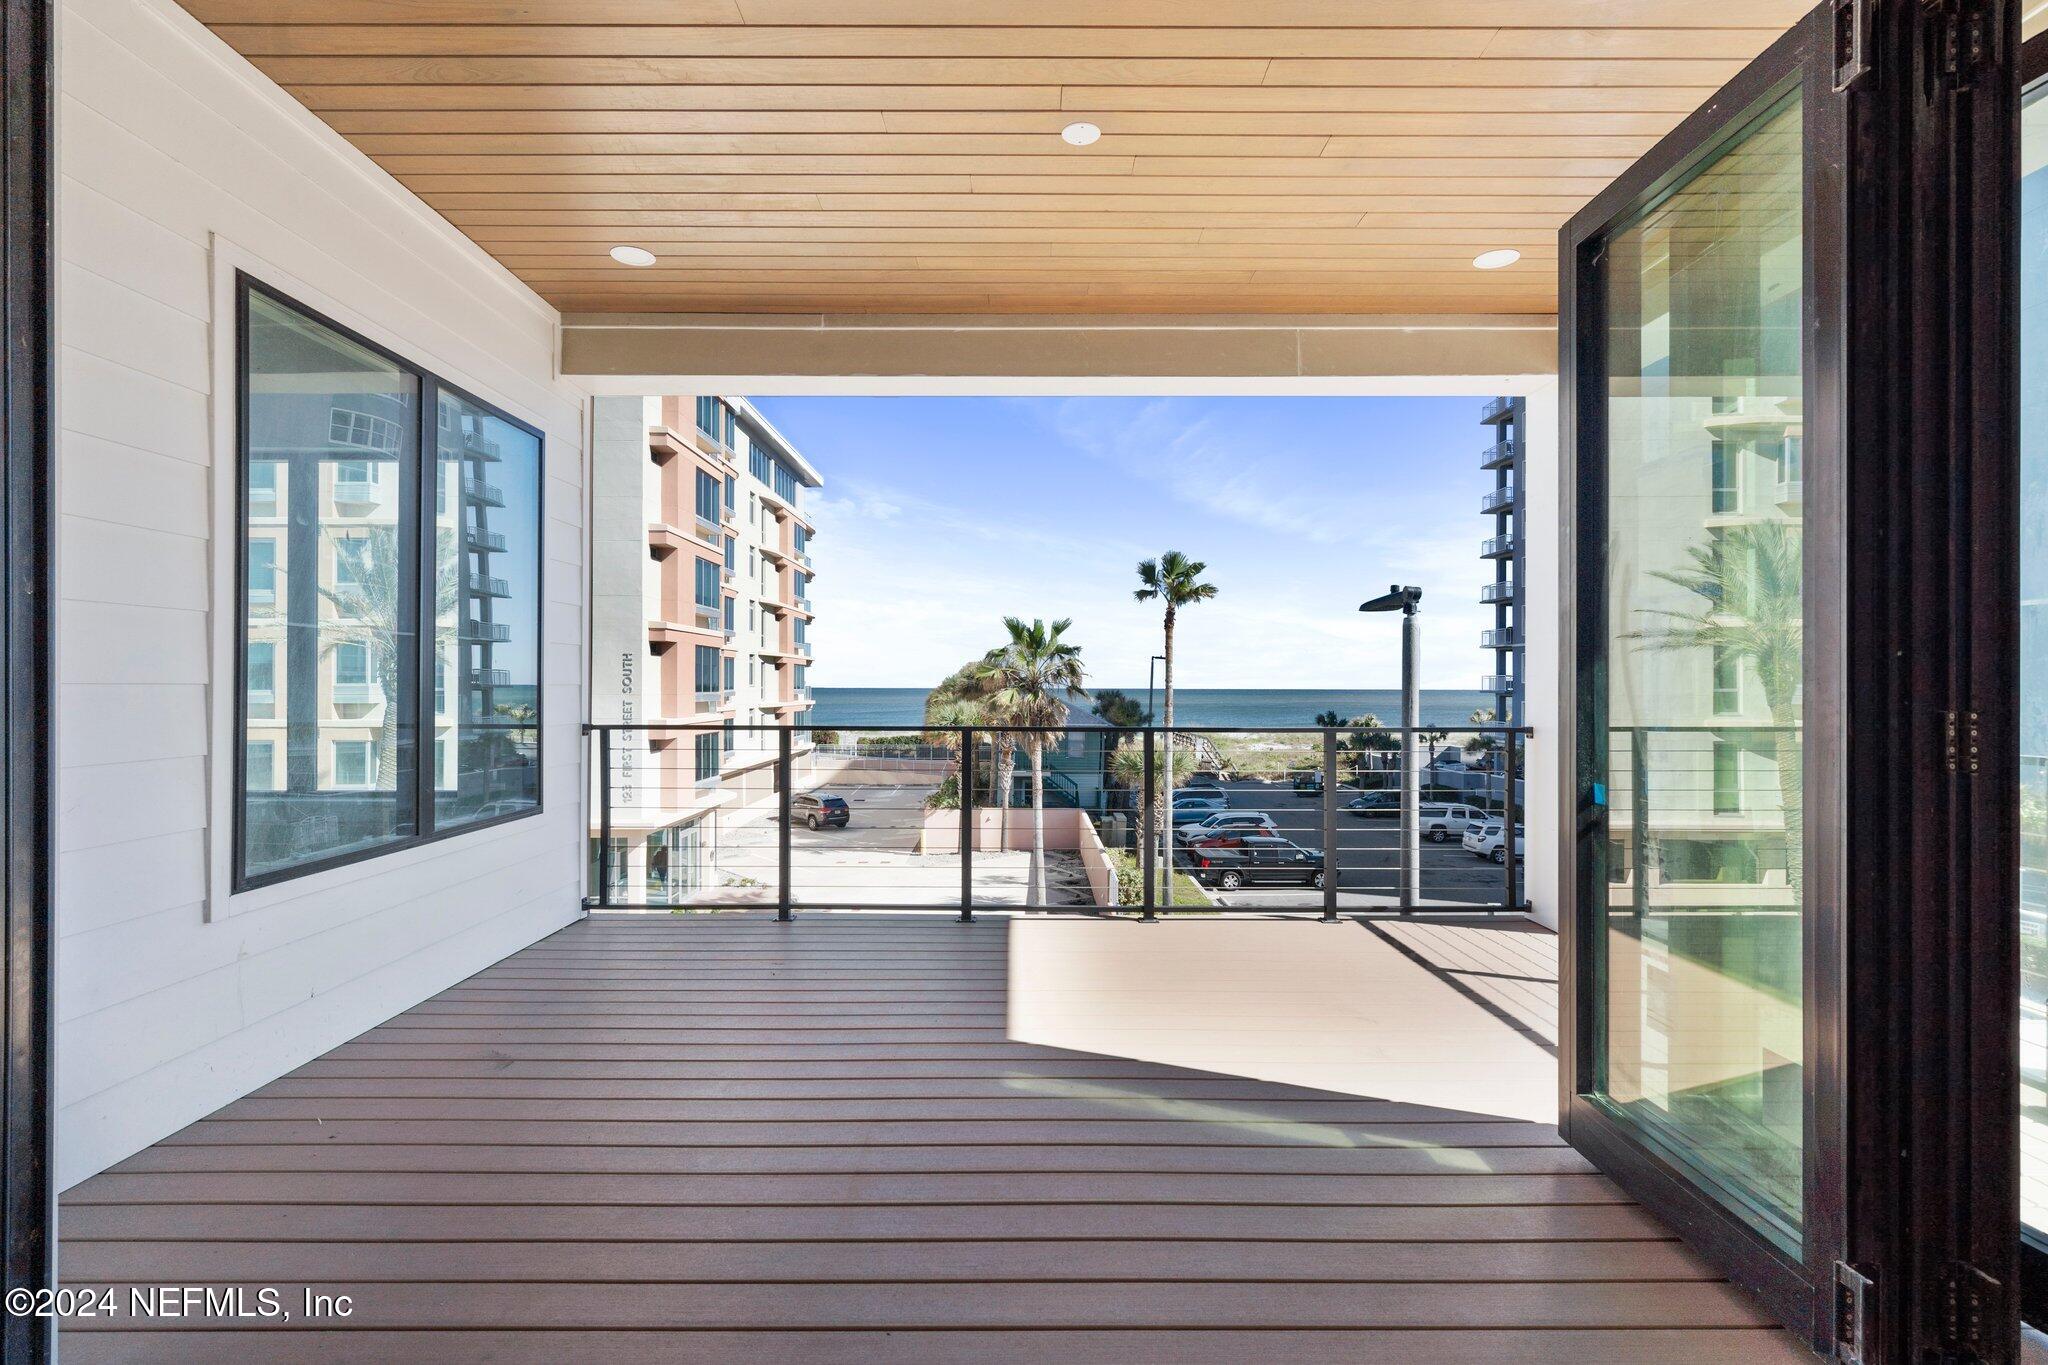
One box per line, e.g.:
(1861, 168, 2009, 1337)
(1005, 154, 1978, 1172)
(1174, 811, 1280, 844)
(1345, 791, 1400, 817)
(1183, 836, 1326, 892)
(1291, 769, 1323, 796)
(1170, 792, 1229, 824)
(1420, 803, 1487, 842)
(792, 791, 851, 830)
(1462, 820, 1524, 864)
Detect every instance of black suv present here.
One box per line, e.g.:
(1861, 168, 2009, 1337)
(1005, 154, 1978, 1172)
(1184, 836, 1326, 892)
(792, 792, 850, 830)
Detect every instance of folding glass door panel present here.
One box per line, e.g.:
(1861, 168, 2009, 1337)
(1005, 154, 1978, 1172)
(1562, 8, 1844, 1346)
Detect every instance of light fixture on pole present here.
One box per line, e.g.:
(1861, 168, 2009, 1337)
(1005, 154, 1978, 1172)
(1146, 654, 1164, 727)
(1361, 586, 1423, 910)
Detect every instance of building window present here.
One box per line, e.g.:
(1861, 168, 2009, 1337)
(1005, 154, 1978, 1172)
(247, 537, 277, 607)
(235, 277, 544, 891)
(694, 644, 721, 694)
(249, 461, 280, 517)
(246, 740, 276, 793)
(750, 445, 772, 484)
(332, 740, 375, 789)
(247, 642, 276, 719)
(694, 732, 720, 782)
(1778, 433, 1803, 496)
(695, 468, 720, 525)
(1712, 739, 1742, 815)
(1712, 648, 1741, 715)
(333, 642, 371, 688)
(695, 557, 720, 610)
(1709, 440, 1740, 514)
(723, 655, 735, 690)
(723, 718, 735, 753)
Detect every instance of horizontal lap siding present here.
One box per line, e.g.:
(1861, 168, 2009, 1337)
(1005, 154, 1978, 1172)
(54, 0, 588, 1186)
(61, 915, 1806, 1360)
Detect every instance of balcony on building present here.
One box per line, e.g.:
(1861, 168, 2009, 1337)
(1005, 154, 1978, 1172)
(466, 572, 511, 598)
(1481, 627, 1520, 650)
(1481, 438, 1516, 470)
(1481, 674, 1516, 694)
(465, 527, 506, 553)
(693, 688, 734, 715)
(1481, 484, 1518, 515)
(1482, 532, 1516, 560)
(462, 476, 504, 508)
(460, 619, 512, 643)
(469, 668, 511, 688)
(1481, 580, 1517, 605)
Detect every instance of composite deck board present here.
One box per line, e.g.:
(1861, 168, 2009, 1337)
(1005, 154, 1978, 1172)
(59, 913, 1804, 1361)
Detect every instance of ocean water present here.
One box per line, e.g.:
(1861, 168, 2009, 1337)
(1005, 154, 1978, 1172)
(811, 687, 1501, 730)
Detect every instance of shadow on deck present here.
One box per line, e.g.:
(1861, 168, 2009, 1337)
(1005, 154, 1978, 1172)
(58, 913, 1805, 1363)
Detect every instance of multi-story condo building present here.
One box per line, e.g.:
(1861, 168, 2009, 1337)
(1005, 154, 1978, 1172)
(1478, 396, 1526, 726)
(590, 394, 822, 905)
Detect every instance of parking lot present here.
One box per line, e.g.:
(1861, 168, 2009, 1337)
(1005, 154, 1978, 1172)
(1169, 777, 1521, 910)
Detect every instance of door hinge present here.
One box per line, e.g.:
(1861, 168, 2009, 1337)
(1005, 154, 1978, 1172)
(1836, 1262, 1876, 1363)
(1944, 710, 1980, 774)
(1928, 0, 1995, 92)
(1834, 0, 1873, 91)
(1938, 1261, 2002, 1356)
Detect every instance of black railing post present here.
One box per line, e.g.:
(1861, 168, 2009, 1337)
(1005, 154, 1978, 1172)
(1141, 728, 1158, 922)
(1501, 727, 1520, 914)
(1321, 727, 1339, 921)
(777, 726, 793, 922)
(1631, 727, 1650, 924)
(958, 726, 974, 923)
(595, 726, 613, 909)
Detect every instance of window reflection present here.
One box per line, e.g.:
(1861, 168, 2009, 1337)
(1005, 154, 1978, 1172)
(1596, 91, 1806, 1249)
(2018, 77, 2048, 1240)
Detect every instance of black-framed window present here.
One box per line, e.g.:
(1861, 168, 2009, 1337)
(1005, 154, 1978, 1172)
(235, 277, 544, 891)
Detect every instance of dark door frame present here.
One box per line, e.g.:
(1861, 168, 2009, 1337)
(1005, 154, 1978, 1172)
(0, 0, 54, 1359)
(1560, 2, 2021, 1359)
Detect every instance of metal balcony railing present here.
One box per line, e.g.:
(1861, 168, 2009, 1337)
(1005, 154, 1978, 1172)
(1481, 533, 1516, 559)
(1481, 674, 1514, 694)
(1481, 395, 1516, 424)
(1481, 439, 1515, 470)
(463, 477, 504, 507)
(1481, 484, 1518, 515)
(466, 528, 507, 552)
(470, 668, 511, 688)
(466, 573, 511, 597)
(1481, 627, 1520, 650)
(461, 619, 512, 642)
(585, 722, 1532, 919)
(1481, 580, 1517, 604)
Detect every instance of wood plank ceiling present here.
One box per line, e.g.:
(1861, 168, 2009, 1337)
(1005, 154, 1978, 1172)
(178, 1, 1814, 316)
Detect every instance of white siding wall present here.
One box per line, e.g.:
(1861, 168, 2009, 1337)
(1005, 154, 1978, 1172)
(54, 0, 590, 1186)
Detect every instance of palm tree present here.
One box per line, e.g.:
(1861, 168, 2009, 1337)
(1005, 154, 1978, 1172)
(975, 617, 1088, 906)
(1134, 551, 1217, 902)
(1629, 519, 1804, 894)
(923, 661, 1008, 820)
(1346, 713, 1398, 785)
(1091, 688, 1151, 729)
(1312, 709, 1345, 729)
(1465, 706, 1501, 760)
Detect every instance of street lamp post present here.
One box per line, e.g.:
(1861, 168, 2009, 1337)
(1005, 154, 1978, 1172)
(1361, 586, 1423, 910)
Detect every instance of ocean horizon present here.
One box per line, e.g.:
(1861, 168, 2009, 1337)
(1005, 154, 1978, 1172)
(810, 686, 1501, 730)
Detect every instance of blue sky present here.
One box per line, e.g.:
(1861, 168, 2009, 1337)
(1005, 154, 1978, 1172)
(750, 395, 1496, 690)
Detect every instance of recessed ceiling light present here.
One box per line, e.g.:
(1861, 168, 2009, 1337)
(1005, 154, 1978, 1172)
(1061, 121, 1102, 147)
(609, 245, 658, 268)
(1472, 249, 1522, 271)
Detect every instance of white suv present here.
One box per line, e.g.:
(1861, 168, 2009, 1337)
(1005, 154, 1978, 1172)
(1419, 803, 1486, 843)
(1462, 821, 1525, 864)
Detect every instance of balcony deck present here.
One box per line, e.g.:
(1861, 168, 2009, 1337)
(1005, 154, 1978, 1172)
(59, 914, 1802, 1363)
